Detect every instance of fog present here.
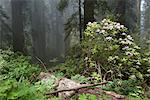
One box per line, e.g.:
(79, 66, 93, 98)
(0, 0, 149, 63)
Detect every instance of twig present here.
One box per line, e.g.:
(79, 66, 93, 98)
(29, 73, 37, 82)
(95, 61, 103, 81)
(102, 90, 125, 99)
(78, 88, 125, 99)
(35, 57, 48, 72)
(103, 70, 113, 81)
(46, 81, 108, 95)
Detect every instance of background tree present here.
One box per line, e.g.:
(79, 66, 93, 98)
(115, 0, 126, 25)
(0, 6, 12, 48)
(144, 0, 150, 35)
(84, 0, 95, 30)
(58, 0, 96, 41)
(11, 0, 25, 53)
(31, 0, 46, 62)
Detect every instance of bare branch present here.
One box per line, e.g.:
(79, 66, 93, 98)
(46, 81, 108, 95)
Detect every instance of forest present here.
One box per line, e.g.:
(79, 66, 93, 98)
(0, 0, 150, 100)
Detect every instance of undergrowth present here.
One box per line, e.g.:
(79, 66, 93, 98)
(0, 19, 150, 99)
(58, 19, 150, 99)
(0, 49, 47, 100)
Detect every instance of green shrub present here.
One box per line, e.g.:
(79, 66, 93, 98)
(82, 19, 144, 80)
(34, 75, 57, 93)
(0, 79, 46, 100)
(103, 79, 143, 96)
(0, 49, 41, 81)
(59, 50, 85, 76)
(71, 74, 89, 83)
(0, 49, 46, 100)
(60, 19, 150, 83)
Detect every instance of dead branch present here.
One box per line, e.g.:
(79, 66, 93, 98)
(95, 61, 102, 80)
(35, 57, 48, 72)
(78, 88, 125, 99)
(46, 81, 108, 95)
(103, 70, 113, 81)
(102, 90, 125, 99)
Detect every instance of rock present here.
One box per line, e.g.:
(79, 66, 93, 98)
(57, 78, 81, 99)
(38, 72, 81, 98)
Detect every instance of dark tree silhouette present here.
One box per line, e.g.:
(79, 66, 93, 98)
(11, 0, 25, 53)
(84, 0, 95, 30)
(115, 0, 126, 25)
(31, 0, 46, 62)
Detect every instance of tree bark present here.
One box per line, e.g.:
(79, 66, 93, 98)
(84, 0, 95, 30)
(79, 0, 82, 41)
(31, 0, 46, 62)
(115, 0, 126, 26)
(125, 0, 141, 32)
(11, 0, 25, 53)
(115, 0, 141, 32)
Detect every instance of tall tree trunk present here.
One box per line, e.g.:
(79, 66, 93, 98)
(79, 0, 82, 41)
(115, 0, 126, 26)
(31, 0, 46, 62)
(125, 0, 141, 32)
(144, 0, 150, 35)
(11, 0, 25, 53)
(115, 0, 141, 32)
(84, 0, 95, 30)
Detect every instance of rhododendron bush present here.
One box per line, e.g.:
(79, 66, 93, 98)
(62, 19, 150, 84)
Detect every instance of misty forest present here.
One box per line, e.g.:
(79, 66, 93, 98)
(0, 0, 150, 99)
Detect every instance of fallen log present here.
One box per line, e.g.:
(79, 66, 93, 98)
(46, 81, 125, 100)
(38, 72, 125, 99)
(78, 88, 125, 100)
(46, 81, 108, 95)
